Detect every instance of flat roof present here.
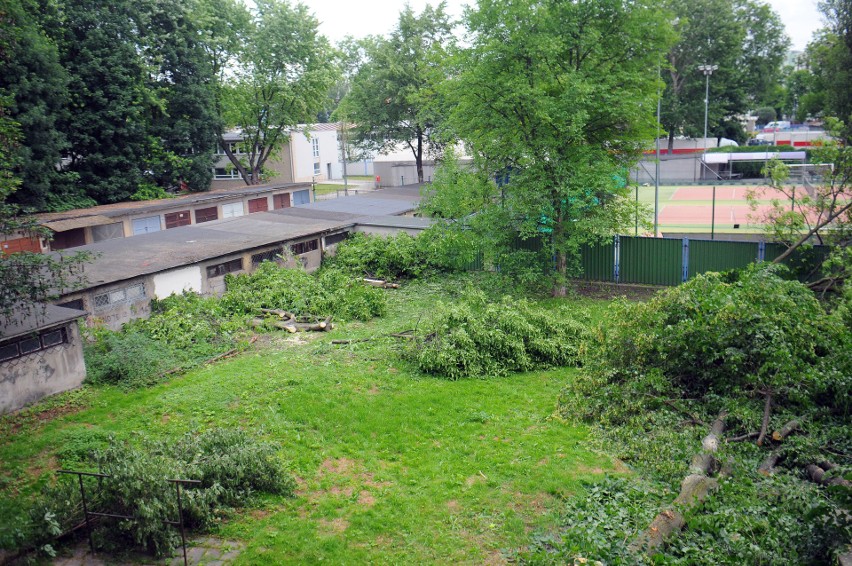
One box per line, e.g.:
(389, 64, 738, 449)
(356, 216, 433, 229)
(36, 182, 312, 227)
(59, 214, 347, 290)
(51, 189, 423, 292)
(2, 303, 87, 340)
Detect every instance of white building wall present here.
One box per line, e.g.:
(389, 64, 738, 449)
(290, 128, 342, 182)
(153, 266, 203, 299)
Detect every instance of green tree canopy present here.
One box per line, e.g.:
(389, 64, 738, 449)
(445, 0, 674, 296)
(661, 0, 788, 148)
(341, 3, 453, 184)
(215, 0, 339, 185)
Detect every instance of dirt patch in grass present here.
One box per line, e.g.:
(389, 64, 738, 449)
(357, 490, 376, 508)
(446, 500, 461, 512)
(319, 457, 357, 477)
(317, 517, 349, 536)
(2, 398, 89, 440)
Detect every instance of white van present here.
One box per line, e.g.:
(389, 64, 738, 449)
(763, 120, 791, 132)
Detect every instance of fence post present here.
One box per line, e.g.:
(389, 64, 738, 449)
(758, 241, 765, 262)
(682, 237, 690, 282)
(614, 235, 621, 283)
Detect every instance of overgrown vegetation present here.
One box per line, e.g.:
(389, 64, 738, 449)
(548, 264, 852, 564)
(408, 291, 588, 379)
(10, 429, 294, 559)
(85, 261, 387, 388)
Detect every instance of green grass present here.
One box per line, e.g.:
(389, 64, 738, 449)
(313, 183, 347, 195)
(0, 275, 623, 563)
(344, 175, 375, 181)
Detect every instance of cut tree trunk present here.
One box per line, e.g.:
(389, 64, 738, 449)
(805, 464, 852, 488)
(771, 420, 799, 442)
(757, 452, 781, 476)
(631, 412, 726, 555)
(363, 278, 399, 289)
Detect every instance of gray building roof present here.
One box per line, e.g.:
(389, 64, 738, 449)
(54, 189, 423, 292)
(2, 304, 87, 340)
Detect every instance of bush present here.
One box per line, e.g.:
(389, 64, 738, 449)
(221, 261, 386, 321)
(84, 329, 184, 388)
(13, 429, 293, 558)
(408, 291, 589, 379)
(583, 264, 839, 405)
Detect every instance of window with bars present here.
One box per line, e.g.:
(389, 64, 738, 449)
(92, 283, 146, 311)
(291, 239, 319, 255)
(206, 258, 243, 278)
(251, 247, 284, 266)
(324, 232, 349, 246)
(0, 327, 68, 363)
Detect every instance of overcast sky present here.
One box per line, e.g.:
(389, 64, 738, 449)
(312, 0, 823, 52)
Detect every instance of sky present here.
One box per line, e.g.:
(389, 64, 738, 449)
(311, 0, 824, 52)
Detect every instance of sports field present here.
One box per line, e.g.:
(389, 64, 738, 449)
(633, 183, 800, 235)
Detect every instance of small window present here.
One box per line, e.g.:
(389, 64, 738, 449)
(93, 283, 146, 311)
(325, 232, 349, 246)
(206, 258, 243, 278)
(93, 294, 110, 308)
(41, 329, 65, 348)
(108, 289, 126, 304)
(251, 247, 283, 266)
(19, 336, 41, 355)
(313, 161, 321, 175)
(291, 239, 319, 255)
(0, 342, 19, 362)
(57, 298, 84, 311)
(125, 284, 145, 300)
(312, 137, 320, 157)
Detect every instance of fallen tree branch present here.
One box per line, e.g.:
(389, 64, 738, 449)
(726, 431, 759, 443)
(259, 308, 296, 319)
(331, 338, 373, 345)
(363, 277, 400, 289)
(756, 392, 773, 447)
(631, 411, 726, 555)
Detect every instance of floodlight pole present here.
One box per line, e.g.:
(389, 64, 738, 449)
(698, 64, 718, 181)
(655, 65, 661, 237)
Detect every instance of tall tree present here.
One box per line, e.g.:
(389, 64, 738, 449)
(138, 0, 220, 193)
(447, 0, 674, 296)
(341, 3, 453, 184)
(813, 0, 852, 141)
(660, 0, 788, 149)
(46, 0, 150, 204)
(215, 0, 338, 185)
(0, 0, 73, 210)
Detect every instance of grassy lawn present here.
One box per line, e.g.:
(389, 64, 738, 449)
(313, 183, 347, 196)
(0, 277, 624, 563)
(344, 175, 375, 181)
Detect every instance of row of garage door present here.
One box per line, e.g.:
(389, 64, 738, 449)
(131, 189, 311, 235)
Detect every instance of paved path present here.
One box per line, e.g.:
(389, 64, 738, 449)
(52, 537, 244, 566)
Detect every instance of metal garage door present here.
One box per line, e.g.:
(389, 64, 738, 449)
(92, 222, 125, 242)
(221, 202, 244, 218)
(132, 216, 161, 235)
(293, 190, 310, 206)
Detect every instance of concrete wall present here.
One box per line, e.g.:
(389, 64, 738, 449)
(0, 323, 86, 414)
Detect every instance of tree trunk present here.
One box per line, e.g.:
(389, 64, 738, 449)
(552, 251, 568, 297)
(631, 412, 726, 555)
(756, 392, 773, 446)
(416, 130, 424, 184)
(772, 420, 799, 442)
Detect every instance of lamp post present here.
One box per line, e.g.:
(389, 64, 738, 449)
(697, 64, 718, 178)
(654, 66, 661, 237)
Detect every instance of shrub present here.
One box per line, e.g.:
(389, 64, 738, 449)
(13, 429, 293, 558)
(409, 291, 589, 379)
(583, 264, 839, 405)
(324, 232, 456, 280)
(221, 261, 386, 321)
(84, 329, 184, 389)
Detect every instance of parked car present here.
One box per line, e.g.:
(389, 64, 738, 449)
(747, 138, 772, 146)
